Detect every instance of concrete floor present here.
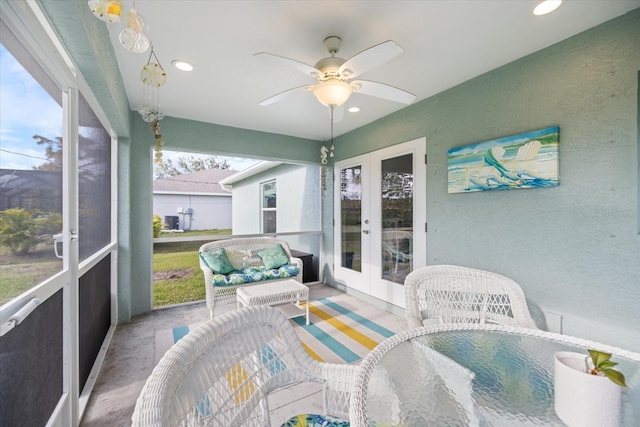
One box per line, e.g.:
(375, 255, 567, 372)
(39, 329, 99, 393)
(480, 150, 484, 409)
(79, 284, 354, 426)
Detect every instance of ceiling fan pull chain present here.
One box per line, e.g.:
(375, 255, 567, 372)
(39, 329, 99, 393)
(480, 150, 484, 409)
(330, 106, 335, 157)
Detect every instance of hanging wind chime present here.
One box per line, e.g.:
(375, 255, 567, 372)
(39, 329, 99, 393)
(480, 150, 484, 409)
(320, 106, 336, 191)
(88, 0, 166, 173)
(138, 46, 167, 172)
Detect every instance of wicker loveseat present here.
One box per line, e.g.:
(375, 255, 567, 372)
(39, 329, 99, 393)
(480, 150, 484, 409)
(199, 237, 303, 319)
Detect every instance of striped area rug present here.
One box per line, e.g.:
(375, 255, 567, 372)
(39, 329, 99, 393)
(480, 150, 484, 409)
(155, 293, 406, 365)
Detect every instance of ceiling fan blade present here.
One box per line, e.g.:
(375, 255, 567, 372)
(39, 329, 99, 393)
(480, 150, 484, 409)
(258, 85, 315, 106)
(338, 40, 403, 79)
(254, 52, 324, 80)
(328, 105, 344, 123)
(351, 80, 416, 104)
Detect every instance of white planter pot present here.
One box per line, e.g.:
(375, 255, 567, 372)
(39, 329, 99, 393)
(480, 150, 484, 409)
(554, 351, 622, 427)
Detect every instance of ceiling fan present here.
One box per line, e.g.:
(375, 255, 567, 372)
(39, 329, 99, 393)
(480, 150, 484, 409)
(255, 36, 416, 116)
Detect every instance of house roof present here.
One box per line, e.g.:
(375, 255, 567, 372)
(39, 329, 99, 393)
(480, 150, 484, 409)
(153, 169, 238, 195)
(219, 161, 283, 186)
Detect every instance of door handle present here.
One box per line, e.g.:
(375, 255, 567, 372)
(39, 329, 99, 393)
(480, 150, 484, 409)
(53, 233, 63, 259)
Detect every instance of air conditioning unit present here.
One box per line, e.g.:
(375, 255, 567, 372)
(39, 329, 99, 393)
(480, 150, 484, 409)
(164, 216, 179, 230)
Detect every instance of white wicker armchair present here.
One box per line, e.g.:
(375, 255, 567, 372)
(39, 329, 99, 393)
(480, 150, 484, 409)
(404, 265, 537, 329)
(199, 237, 303, 319)
(132, 305, 357, 427)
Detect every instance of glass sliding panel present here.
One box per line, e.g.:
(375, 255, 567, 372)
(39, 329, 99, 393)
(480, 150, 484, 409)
(78, 93, 111, 261)
(340, 166, 362, 271)
(0, 19, 63, 303)
(381, 154, 413, 284)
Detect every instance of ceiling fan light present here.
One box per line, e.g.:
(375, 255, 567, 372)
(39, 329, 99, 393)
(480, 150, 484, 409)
(313, 80, 353, 107)
(533, 0, 562, 16)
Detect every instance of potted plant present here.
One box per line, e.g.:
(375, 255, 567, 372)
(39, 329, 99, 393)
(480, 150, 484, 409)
(554, 349, 627, 427)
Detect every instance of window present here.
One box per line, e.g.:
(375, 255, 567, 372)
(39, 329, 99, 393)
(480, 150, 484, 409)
(261, 180, 276, 233)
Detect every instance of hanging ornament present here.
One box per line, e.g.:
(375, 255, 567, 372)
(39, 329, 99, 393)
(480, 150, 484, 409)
(152, 120, 164, 171)
(320, 145, 329, 191)
(118, 8, 149, 53)
(138, 46, 166, 122)
(88, 0, 123, 23)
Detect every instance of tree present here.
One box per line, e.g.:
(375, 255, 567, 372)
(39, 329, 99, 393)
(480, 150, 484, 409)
(155, 155, 230, 179)
(33, 134, 62, 171)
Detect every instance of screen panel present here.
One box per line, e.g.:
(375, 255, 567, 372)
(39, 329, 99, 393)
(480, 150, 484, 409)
(0, 290, 63, 426)
(79, 254, 111, 390)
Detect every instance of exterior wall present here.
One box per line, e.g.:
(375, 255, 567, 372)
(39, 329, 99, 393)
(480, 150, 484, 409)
(153, 193, 232, 230)
(231, 164, 322, 272)
(324, 9, 640, 351)
(231, 164, 321, 235)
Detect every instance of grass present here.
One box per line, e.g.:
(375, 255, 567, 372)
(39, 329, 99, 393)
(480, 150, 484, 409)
(153, 229, 231, 307)
(0, 229, 231, 308)
(0, 243, 62, 305)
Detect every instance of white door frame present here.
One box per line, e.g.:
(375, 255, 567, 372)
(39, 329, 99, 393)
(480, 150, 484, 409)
(333, 137, 426, 308)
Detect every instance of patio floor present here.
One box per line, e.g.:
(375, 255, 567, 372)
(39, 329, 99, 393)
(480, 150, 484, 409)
(79, 283, 363, 426)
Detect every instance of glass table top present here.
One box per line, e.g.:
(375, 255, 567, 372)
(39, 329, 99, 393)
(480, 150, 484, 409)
(355, 327, 640, 426)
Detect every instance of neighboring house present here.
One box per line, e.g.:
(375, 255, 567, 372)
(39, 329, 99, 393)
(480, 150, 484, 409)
(220, 161, 321, 281)
(152, 168, 237, 231)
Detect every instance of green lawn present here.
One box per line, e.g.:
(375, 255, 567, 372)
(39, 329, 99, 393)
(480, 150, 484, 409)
(0, 243, 62, 305)
(153, 229, 231, 307)
(0, 229, 231, 307)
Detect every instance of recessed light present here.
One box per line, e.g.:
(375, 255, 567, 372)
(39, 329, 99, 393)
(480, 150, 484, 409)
(348, 106, 360, 113)
(172, 60, 194, 71)
(533, 0, 562, 16)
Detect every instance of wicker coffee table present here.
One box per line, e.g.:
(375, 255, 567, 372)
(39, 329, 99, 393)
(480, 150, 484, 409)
(236, 279, 309, 325)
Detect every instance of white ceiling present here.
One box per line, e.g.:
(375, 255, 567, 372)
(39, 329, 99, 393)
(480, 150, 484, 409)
(107, 1, 639, 142)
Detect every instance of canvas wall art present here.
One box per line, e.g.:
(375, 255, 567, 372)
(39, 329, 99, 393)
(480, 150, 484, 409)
(447, 126, 559, 193)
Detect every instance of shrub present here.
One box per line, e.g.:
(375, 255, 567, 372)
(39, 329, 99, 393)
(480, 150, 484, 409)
(0, 208, 41, 255)
(153, 214, 165, 238)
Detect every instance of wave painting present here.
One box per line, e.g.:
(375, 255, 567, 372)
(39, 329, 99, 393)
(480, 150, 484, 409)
(448, 126, 559, 193)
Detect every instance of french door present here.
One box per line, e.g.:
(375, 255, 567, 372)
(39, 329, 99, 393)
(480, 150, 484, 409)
(334, 137, 426, 307)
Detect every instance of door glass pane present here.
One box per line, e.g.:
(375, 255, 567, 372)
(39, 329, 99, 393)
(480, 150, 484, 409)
(381, 154, 413, 284)
(0, 22, 63, 304)
(340, 166, 362, 272)
(78, 93, 111, 261)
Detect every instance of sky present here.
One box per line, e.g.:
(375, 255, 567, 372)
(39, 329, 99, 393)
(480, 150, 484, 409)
(159, 150, 259, 175)
(0, 44, 260, 174)
(0, 45, 63, 170)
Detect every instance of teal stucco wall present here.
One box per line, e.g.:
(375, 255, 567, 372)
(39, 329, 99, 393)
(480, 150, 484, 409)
(325, 9, 640, 350)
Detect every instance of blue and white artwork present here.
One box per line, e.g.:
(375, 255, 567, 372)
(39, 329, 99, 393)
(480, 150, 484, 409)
(448, 126, 559, 193)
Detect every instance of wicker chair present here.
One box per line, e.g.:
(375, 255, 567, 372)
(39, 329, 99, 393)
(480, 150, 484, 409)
(404, 265, 537, 329)
(199, 237, 303, 319)
(132, 305, 356, 427)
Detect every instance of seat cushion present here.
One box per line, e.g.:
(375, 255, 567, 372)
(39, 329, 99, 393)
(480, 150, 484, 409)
(281, 414, 350, 427)
(200, 248, 235, 274)
(257, 243, 290, 269)
(212, 264, 300, 287)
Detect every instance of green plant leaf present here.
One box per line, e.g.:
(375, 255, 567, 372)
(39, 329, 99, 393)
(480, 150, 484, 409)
(602, 369, 627, 387)
(597, 360, 618, 370)
(588, 349, 611, 368)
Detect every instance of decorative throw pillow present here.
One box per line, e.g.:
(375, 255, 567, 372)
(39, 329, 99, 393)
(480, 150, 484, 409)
(257, 244, 290, 269)
(200, 248, 235, 274)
